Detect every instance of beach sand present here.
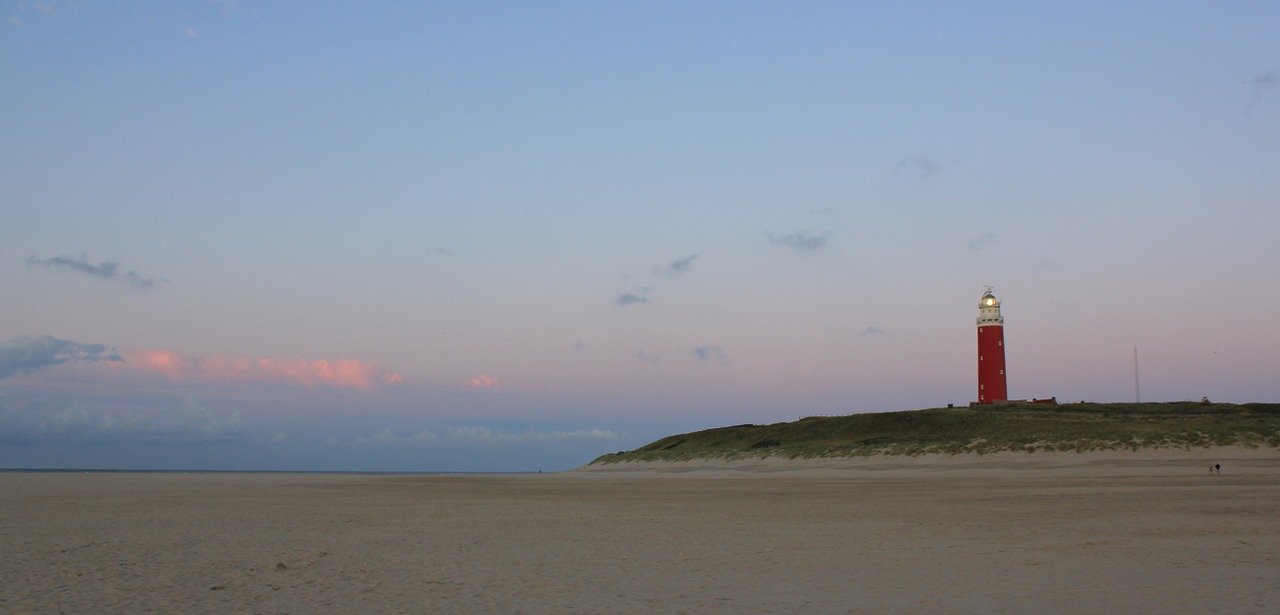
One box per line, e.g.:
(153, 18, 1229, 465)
(3, 449, 1277, 614)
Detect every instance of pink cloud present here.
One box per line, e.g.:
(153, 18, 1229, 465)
(122, 349, 403, 390)
(463, 374, 501, 389)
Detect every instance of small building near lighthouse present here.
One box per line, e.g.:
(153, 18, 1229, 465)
(976, 287, 1008, 404)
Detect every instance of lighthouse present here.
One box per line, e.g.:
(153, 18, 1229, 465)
(976, 287, 1008, 404)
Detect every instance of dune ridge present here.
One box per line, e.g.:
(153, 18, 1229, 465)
(590, 401, 1280, 466)
(578, 445, 1280, 477)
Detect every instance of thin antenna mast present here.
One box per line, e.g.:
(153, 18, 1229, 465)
(1133, 346, 1140, 403)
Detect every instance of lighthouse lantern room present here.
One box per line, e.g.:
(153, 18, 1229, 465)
(977, 287, 1008, 404)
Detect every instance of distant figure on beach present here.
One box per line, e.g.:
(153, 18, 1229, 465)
(1215, 463, 1221, 475)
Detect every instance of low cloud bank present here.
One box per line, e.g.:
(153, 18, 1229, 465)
(2, 337, 402, 390)
(123, 349, 403, 390)
(0, 395, 243, 444)
(341, 426, 619, 447)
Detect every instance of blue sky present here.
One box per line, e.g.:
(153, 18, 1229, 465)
(3, 1, 1278, 471)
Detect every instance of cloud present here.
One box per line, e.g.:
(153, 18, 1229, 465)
(26, 254, 165, 289)
(341, 426, 618, 447)
(10, 1, 65, 24)
(968, 232, 996, 251)
(767, 230, 830, 252)
(463, 374, 501, 388)
(616, 251, 701, 306)
(0, 336, 122, 380)
(691, 345, 730, 365)
(634, 350, 659, 364)
(120, 349, 403, 390)
(445, 426, 618, 444)
(0, 394, 244, 445)
(354, 428, 440, 446)
(894, 154, 940, 178)
(211, 0, 239, 19)
(1246, 67, 1278, 112)
(150, 395, 244, 441)
(653, 254, 699, 278)
(862, 326, 887, 336)
(615, 253, 701, 306)
(27, 254, 115, 278)
(614, 292, 649, 306)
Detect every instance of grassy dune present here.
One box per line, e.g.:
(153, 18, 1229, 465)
(590, 402, 1280, 465)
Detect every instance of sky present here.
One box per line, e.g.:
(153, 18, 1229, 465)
(2, 1, 1278, 472)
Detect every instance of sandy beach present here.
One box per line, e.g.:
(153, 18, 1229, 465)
(3, 449, 1278, 614)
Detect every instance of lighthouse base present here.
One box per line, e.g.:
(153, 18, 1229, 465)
(969, 397, 1057, 408)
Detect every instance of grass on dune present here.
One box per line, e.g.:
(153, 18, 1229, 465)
(590, 402, 1280, 465)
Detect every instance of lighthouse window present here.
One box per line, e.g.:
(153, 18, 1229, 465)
(998, 341, 1002, 346)
(1000, 369, 1004, 375)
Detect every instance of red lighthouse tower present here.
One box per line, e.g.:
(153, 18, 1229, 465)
(977, 287, 1007, 404)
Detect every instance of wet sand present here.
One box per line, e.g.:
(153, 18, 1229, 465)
(3, 450, 1278, 614)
